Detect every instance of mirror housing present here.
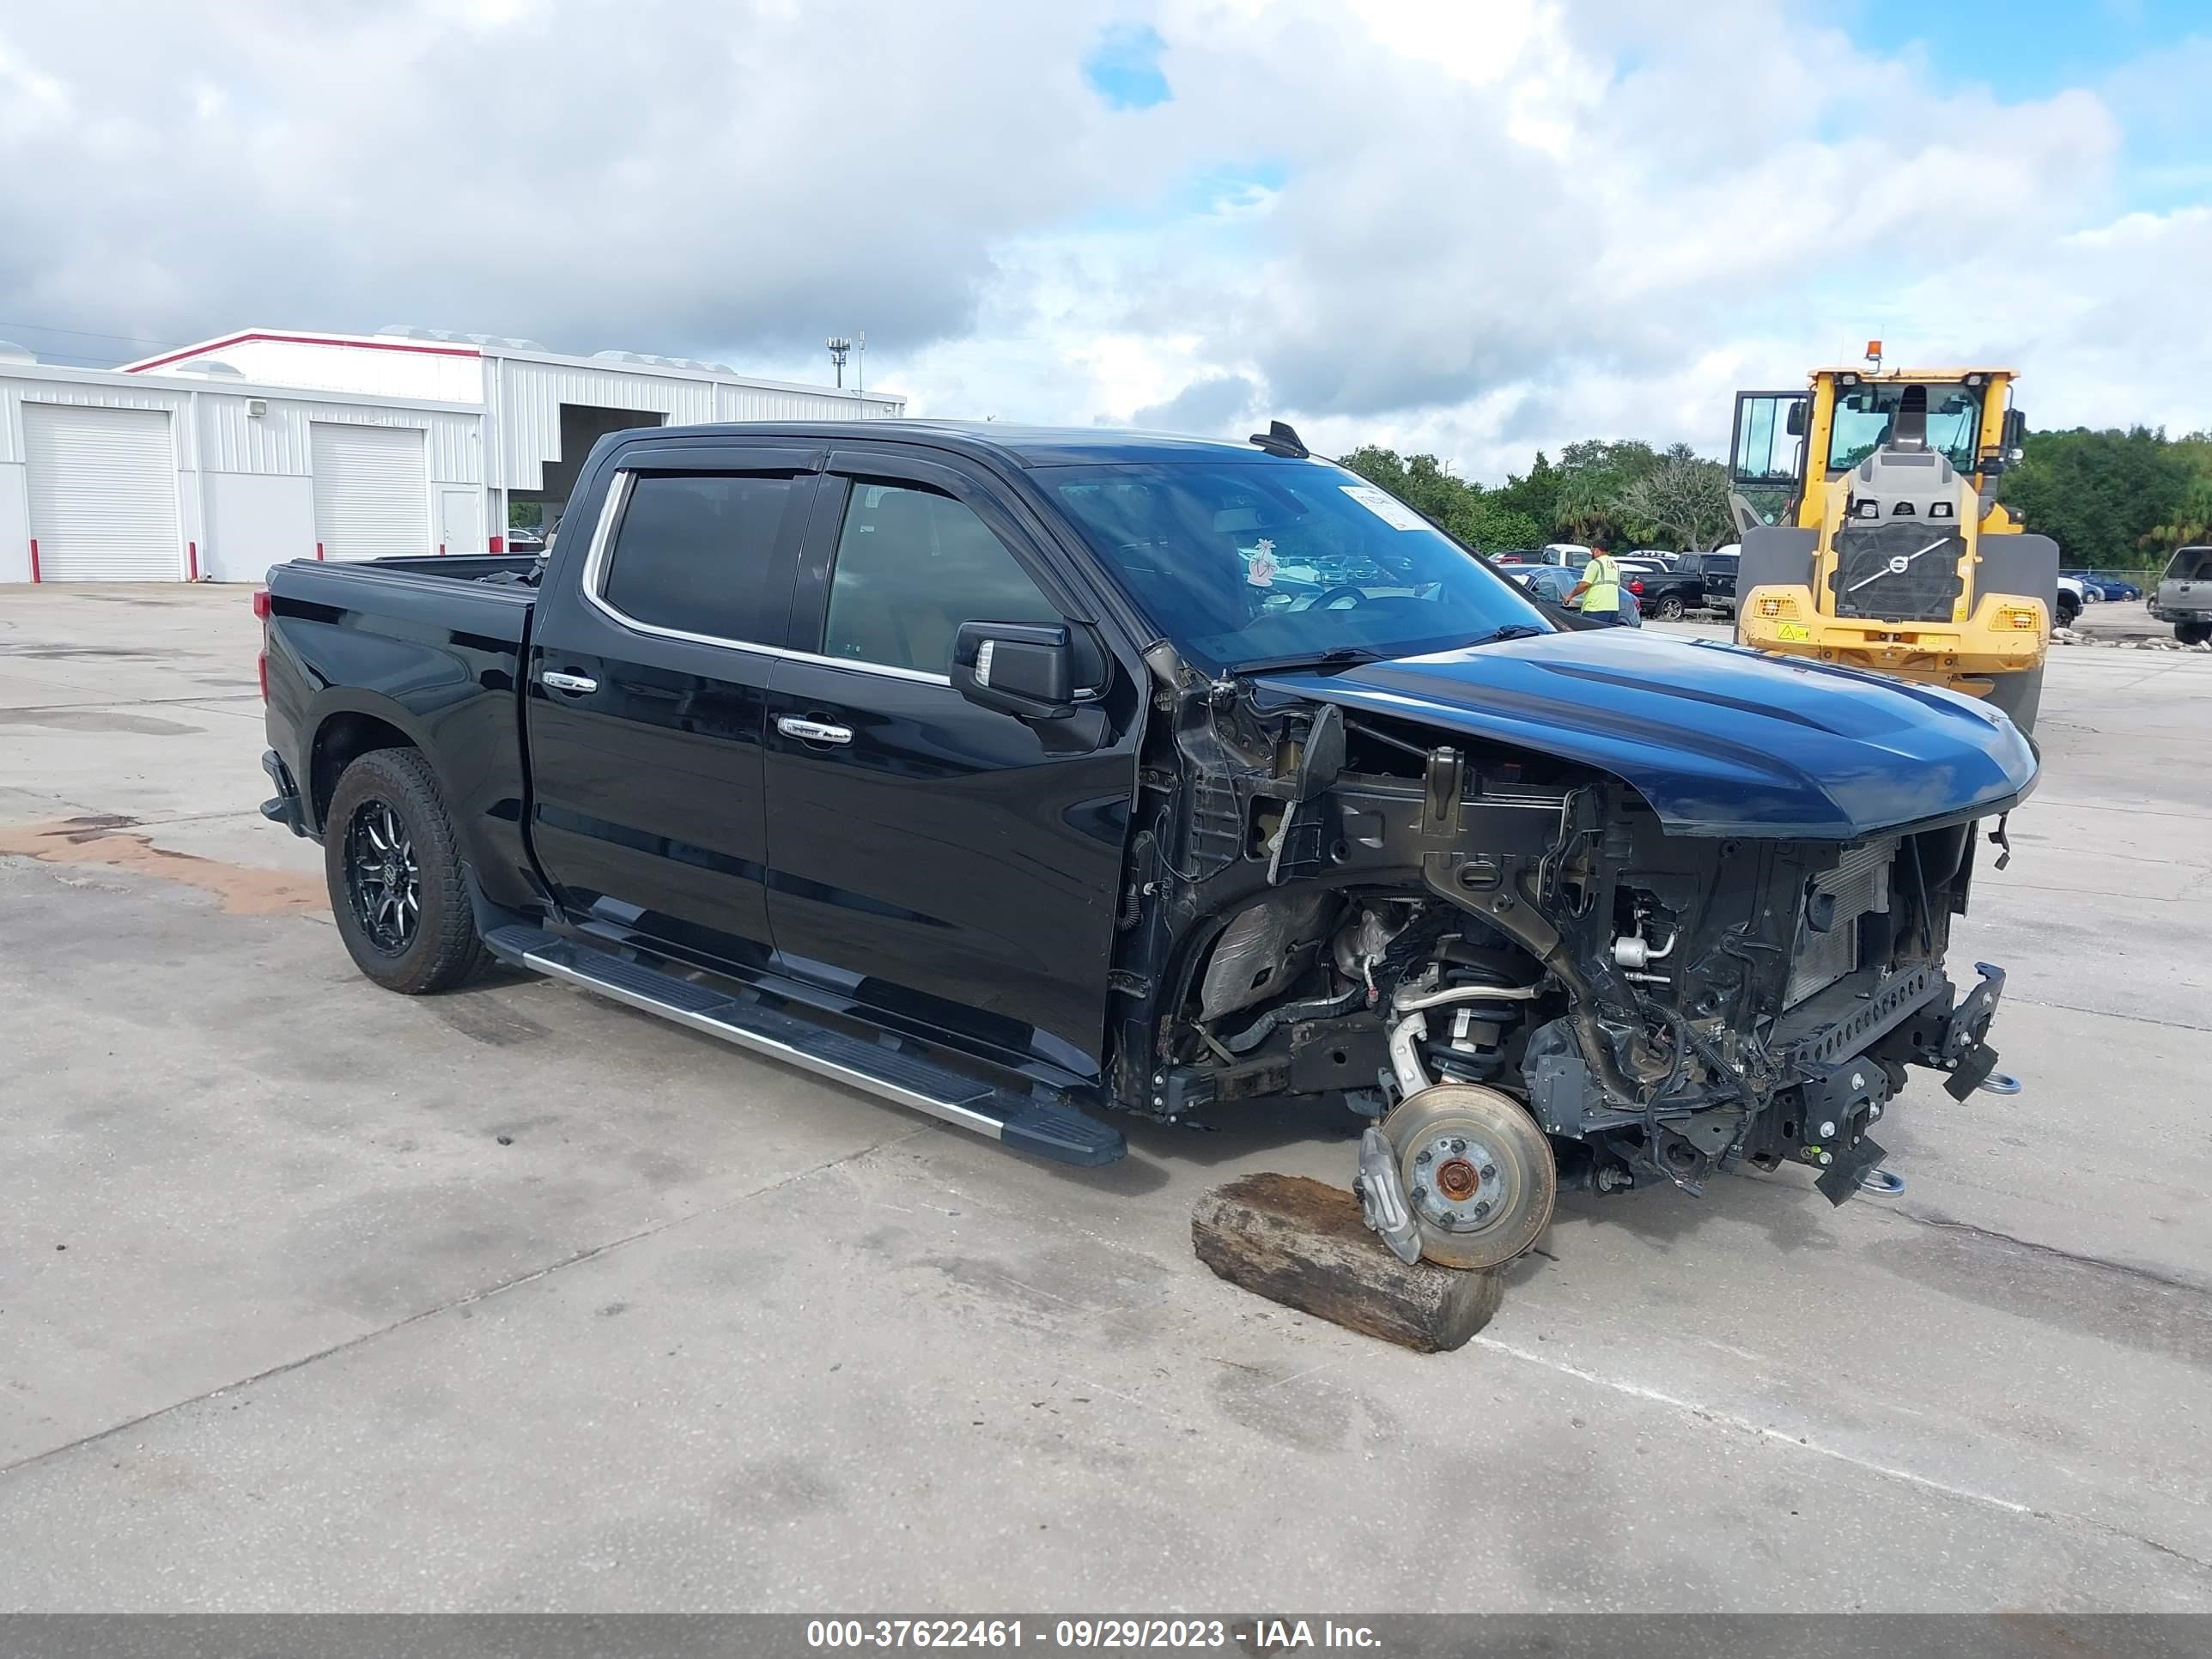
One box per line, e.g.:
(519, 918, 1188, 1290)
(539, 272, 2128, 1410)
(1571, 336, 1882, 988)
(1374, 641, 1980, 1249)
(1784, 399, 1807, 438)
(2002, 407, 2027, 461)
(952, 621, 1079, 720)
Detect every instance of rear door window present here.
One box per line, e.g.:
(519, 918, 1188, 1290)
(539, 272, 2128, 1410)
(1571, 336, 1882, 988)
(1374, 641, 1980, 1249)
(821, 482, 1060, 675)
(600, 471, 802, 645)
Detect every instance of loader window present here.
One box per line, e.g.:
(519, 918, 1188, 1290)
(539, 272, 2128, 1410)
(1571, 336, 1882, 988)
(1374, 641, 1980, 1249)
(1729, 392, 1806, 489)
(1829, 383, 1984, 474)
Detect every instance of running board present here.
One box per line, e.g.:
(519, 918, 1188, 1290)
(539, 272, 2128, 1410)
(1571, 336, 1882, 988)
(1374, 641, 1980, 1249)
(483, 925, 1126, 1167)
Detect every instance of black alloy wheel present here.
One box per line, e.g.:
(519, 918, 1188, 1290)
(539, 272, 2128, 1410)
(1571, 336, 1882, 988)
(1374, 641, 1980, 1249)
(344, 797, 420, 954)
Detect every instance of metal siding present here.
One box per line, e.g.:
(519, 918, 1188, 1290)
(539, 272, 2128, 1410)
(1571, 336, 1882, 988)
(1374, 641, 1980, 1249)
(312, 421, 430, 561)
(201, 398, 478, 482)
(493, 359, 901, 490)
(496, 359, 714, 493)
(24, 404, 181, 580)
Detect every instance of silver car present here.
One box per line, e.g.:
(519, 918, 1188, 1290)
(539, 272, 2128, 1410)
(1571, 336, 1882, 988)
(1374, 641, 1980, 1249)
(2152, 546, 2212, 645)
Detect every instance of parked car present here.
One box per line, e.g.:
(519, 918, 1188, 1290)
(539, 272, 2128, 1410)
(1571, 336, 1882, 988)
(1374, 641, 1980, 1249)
(2152, 546, 2212, 645)
(1626, 564, 1705, 621)
(256, 418, 2033, 1269)
(504, 526, 546, 552)
(1495, 546, 1587, 568)
(2064, 572, 2142, 602)
(1509, 565, 1580, 605)
(1682, 549, 1739, 618)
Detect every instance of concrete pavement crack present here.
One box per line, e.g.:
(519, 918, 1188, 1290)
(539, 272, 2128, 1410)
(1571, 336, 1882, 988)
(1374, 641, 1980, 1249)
(1890, 1207, 2212, 1299)
(0, 1123, 933, 1486)
(2005, 994, 2212, 1034)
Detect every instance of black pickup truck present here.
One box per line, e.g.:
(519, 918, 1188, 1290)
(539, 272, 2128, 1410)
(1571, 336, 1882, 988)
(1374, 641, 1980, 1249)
(258, 419, 2036, 1271)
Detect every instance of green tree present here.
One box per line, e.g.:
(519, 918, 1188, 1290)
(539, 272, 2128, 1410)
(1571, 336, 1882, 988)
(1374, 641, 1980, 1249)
(1492, 451, 1560, 535)
(1552, 440, 1662, 544)
(1617, 444, 1733, 550)
(2000, 427, 2194, 567)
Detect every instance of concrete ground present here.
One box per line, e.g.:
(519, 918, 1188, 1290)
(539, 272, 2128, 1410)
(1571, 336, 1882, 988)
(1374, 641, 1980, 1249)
(3, 583, 2209, 1613)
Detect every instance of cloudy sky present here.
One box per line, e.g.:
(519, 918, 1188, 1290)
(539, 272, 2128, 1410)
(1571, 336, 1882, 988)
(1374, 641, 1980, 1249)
(1, 0, 2204, 483)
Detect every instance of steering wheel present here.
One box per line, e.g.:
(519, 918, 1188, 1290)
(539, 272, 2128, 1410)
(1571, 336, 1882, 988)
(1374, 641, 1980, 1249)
(1307, 584, 1374, 611)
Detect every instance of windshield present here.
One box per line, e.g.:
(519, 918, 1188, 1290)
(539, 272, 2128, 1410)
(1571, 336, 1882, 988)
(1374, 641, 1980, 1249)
(1037, 460, 1553, 673)
(1827, 382, 1986, 474)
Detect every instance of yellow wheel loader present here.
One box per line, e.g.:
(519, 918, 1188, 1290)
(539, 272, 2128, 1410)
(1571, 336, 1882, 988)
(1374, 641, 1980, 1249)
(1725, 356, 2058, 731)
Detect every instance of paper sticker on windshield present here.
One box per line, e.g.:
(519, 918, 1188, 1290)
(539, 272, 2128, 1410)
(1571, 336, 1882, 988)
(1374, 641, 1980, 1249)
(1246, 538, 1279, 587)
(1340, 484, 1426, 532)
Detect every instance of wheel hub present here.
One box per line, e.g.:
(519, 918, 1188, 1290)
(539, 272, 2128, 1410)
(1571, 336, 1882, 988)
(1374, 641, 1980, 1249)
(1411, 1131, 1504, 1230)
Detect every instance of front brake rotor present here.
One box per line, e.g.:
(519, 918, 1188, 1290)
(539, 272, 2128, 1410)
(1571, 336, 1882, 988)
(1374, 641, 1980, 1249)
(1382, 1083, 1557, 1269)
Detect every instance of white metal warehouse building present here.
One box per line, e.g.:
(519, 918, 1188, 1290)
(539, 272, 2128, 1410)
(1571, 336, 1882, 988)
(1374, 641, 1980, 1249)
(0, 327, 902, 584)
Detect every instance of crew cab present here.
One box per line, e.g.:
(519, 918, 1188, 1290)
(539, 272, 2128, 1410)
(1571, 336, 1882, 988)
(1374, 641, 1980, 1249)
(258, 420, 2036, 1272)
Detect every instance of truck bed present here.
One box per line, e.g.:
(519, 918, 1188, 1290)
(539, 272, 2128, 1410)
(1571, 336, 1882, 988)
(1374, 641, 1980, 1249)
(261, 552, 540, 908)
(266, 554, 538, 646)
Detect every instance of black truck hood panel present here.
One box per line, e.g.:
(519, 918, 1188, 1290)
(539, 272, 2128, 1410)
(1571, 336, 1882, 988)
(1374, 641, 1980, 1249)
(1257, 628, 2038, 839)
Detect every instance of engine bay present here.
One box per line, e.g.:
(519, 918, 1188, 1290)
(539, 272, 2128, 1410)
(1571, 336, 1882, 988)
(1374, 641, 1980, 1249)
(1109, 657, 2014, 1263)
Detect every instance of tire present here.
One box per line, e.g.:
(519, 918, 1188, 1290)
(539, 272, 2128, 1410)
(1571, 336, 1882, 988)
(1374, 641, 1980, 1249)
(2179, 622, 2212, 647)
(1656, 594, 1686, 621)
(323, 746, 487, 994)
(2056, 596, 2080, 629)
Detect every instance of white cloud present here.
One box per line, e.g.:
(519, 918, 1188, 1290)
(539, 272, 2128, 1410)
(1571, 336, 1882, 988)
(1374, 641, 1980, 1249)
(0, 0, 2202, 476)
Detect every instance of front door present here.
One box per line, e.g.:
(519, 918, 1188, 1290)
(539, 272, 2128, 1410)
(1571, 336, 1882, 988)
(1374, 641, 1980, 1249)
(526, 444, 822, 970)
(761, 451, 1141, 1079)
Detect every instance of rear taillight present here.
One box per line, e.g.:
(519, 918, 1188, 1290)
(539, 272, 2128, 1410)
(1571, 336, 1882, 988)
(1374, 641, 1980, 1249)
(253, 590, 271, 698)
(1630, 580, 1645, 594)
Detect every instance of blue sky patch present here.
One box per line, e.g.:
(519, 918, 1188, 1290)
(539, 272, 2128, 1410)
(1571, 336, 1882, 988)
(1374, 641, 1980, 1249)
(1084, 23, 1171, 110)
(1850, 0, 2202, 96)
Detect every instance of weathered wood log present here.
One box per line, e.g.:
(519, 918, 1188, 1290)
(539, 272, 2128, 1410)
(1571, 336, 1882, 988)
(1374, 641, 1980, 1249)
(1191, 1171, 1504, 1352)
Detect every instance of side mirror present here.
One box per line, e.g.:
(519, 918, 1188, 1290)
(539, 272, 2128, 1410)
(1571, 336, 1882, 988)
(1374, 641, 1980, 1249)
(951, 621, 1079, 720)
(2002, 407, 2027, 461)
(1784, 399, 1807, 438)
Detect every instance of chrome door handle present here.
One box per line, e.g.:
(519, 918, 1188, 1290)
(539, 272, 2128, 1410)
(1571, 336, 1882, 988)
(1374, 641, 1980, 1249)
(540, 670, 599, 695)
(776, 715, 853, 745)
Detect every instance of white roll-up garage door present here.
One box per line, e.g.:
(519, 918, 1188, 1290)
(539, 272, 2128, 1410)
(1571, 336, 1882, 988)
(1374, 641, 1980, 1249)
(312, 422, 428, 562)
(24, 404, 181, 581)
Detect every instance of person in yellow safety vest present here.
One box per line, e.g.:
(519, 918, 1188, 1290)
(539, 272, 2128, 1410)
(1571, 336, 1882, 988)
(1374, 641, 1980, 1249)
(1567, 544, 1635, 626)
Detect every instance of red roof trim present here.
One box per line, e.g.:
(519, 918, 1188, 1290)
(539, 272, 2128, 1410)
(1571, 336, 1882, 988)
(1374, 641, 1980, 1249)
(125, 331, 483, 373)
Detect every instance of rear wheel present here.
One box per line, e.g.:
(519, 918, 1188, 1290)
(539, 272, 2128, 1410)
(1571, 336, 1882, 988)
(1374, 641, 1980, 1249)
(2179, 622, 2211, 647)
(2056, 594, 2081, 629)
(324, 747, 486, 994)
(1656, 594, 1686, 621)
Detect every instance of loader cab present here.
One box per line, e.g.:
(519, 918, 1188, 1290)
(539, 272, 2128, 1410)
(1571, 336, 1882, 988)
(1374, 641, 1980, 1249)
(1729, 368, 2021, 536)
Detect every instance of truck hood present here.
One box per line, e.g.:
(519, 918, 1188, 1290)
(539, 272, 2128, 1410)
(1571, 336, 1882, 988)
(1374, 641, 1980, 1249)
(1257, 628, 2038, 839)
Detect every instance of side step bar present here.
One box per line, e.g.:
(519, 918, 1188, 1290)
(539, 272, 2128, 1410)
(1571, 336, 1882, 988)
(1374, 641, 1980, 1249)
(483, 925, 1126, 1167)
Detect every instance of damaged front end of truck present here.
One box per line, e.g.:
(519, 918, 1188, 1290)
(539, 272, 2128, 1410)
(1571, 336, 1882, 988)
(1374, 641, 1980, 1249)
(1106, 627, 2039, 1271)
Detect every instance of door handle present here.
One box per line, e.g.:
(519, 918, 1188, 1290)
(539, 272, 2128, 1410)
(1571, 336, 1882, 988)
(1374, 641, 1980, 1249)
(540, 670, 599, 695)
(776, 715, 853, 745)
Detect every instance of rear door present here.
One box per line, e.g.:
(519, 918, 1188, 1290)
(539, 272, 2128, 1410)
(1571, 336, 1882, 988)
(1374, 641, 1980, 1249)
(526, 440, 823, 970)
(760, 447, 1141, 1078)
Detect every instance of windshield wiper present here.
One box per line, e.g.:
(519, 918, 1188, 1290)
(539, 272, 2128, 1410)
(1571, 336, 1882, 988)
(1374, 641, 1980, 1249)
(1225, 646, 1389, 677)
(1468, 624, 1547, 645)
